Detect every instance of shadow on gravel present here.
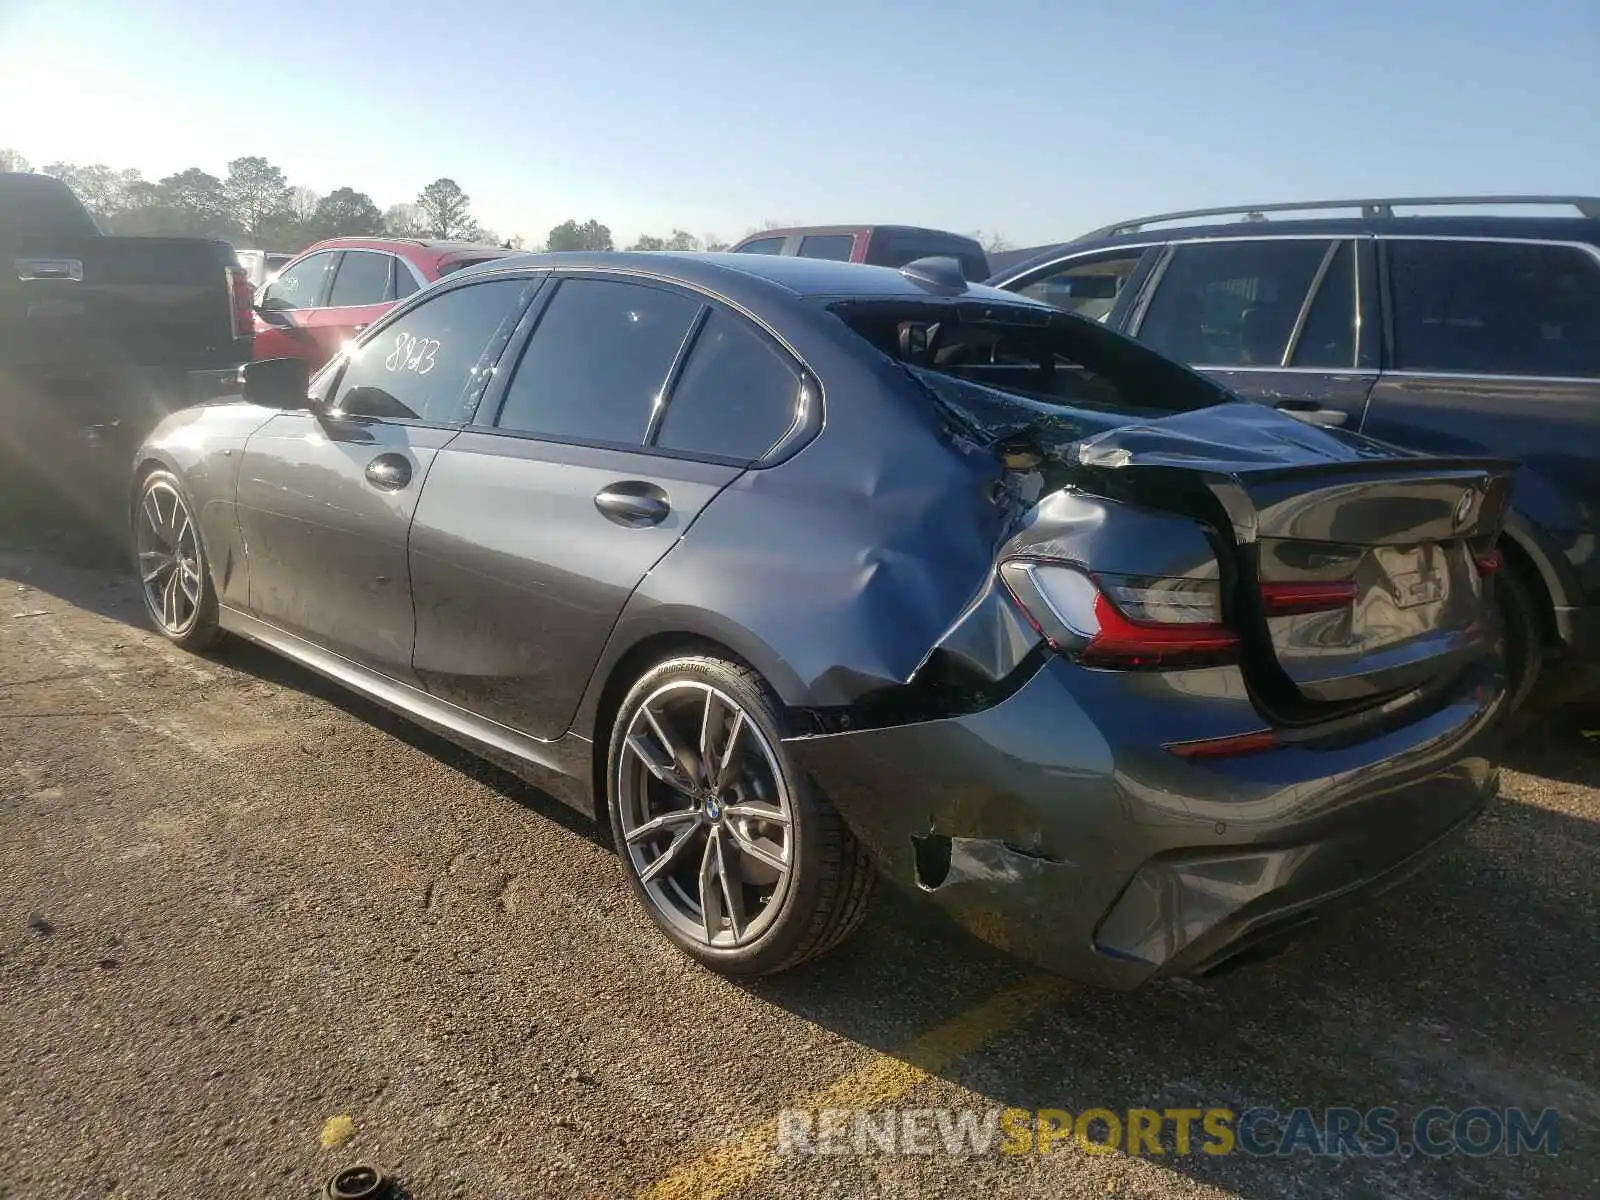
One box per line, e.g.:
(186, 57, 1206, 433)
(8, 523, 1597, 1200)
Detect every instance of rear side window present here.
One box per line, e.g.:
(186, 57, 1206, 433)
(332, 278, 532, 423)
(260, 251, 337, 311)
(735, 237, 786, 255)
(1137, 240, 1333, 367)
(1387, 240, 1600, 378)
(655, 310, 801, 461)
(797, 234, 855, 262)
(495, 278, 700, 444)
(328, 251, 394, 307)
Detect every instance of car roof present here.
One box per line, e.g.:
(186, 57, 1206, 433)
(451, 249, 1030, 303)
(300, 236, 512, 257)
(993, 212, 1600, 282)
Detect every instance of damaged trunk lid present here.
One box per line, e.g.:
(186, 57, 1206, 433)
(1066, 404, 1515, 710)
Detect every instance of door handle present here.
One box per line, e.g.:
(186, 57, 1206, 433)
(1275, 403, 1348, 428)
(364, 453, 412, 490)
(594, 481, 670, 527)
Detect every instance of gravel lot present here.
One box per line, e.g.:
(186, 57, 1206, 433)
(0, 520, 1595, 1200)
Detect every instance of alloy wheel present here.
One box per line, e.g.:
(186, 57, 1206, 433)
(616, 681, 795, 949)
(136, 480, 203, 636)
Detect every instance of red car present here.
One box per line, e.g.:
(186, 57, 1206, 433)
(252, 238, 516, 368)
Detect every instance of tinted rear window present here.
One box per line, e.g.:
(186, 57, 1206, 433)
(797, 234, 855, 261)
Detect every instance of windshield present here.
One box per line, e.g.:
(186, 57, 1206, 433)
(829, 297, 1234, 417)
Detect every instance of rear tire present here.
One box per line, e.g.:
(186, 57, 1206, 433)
(606, 655, 875, 976)
(1495, 564, 1542, 714)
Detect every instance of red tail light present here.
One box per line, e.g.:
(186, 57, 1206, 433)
(1164, 729, 1280, 758)
(1475, 550, 1502, 576)
(1079, 593, 1239, 669)
(999, 561, 1239, 670)
(1259, 580, 1358, 617)
(227, 265, 255, 341)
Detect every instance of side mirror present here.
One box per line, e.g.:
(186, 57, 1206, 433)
(241, 356, 312, 409)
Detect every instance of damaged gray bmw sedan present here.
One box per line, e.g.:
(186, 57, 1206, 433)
(132, 251, 1513, 988)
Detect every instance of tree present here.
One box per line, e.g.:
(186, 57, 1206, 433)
(383, 203, 425, 236)
(703, 233, 731, 252)
(416, 178, 474, 239)
(0, 148, 29, 172)
(224, 156, 291, 243)
(40, 163, 145, 220)
(968, 229, 1014, 254)
(288, 185, 321, 223)
(628, 233, 667, 251)
(311, 187, 383, 238)
(547, 218, 613, 252)
(101, 167, 232, 237)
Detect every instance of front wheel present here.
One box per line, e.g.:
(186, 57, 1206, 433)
(133, 469, 222, 652)
(605, 655, 875, 976)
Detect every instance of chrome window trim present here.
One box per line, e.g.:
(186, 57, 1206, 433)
(1192, 365, 1380, 377)
(1378, 370, 1600, 385)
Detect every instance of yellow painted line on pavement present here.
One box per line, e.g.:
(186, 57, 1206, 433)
(635, 974, 1069, 1200)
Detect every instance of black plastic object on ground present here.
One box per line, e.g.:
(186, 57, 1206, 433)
(324, 1164, 391, 1200)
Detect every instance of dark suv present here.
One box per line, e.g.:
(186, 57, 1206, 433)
(989, 196, 1600, 707)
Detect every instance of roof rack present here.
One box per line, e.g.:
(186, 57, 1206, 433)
(1079, 195, 1600, 241)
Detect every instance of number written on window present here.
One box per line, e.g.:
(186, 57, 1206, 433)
(384, 333, 441, 375)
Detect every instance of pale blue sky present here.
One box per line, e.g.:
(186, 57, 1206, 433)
(2, 0, 1595, 246)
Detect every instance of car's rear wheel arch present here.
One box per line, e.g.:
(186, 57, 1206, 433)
(589, 633, 750, 810)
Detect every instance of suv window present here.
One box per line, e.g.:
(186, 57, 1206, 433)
(1388, 240, 1600, 378)
(1291, 241, 1356, 368)
(1017, 253, 1143, 323)
(260, 251, 337, 311)
(1137, 240, 1333, 367)
(328, 250, 394, 307)
(735, 237, 786, 255)
(495, 278, 700, 444)
(331, 278, 532, 423)
(655, 310, 801, 461)
(797, 234, 855, 262)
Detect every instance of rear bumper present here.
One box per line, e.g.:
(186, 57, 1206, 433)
(787, 656, 1503, 989)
